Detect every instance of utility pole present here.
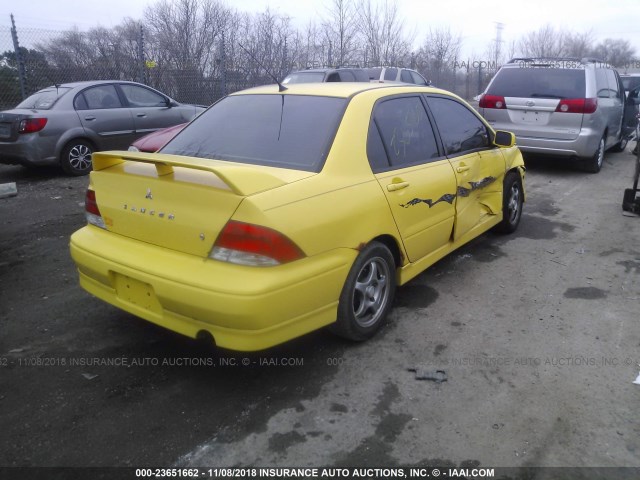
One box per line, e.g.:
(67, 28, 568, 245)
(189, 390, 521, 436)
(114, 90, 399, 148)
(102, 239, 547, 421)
(138, 25, 146, 84)
(494, 22, 504, 70)
(10, 14, 27, 100)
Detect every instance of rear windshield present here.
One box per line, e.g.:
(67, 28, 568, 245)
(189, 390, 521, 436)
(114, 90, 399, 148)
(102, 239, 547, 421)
(487, 68, 586, 99)
(16, 87, 72, 110)
(161, 94, 347, 171)
(283, 72, 326, 84)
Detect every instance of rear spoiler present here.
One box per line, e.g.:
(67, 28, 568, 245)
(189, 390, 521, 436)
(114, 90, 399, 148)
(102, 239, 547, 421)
(92, 151, 289, 196)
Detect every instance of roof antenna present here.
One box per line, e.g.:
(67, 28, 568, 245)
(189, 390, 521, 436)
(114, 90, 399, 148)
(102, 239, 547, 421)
(238, 43, 287, 92)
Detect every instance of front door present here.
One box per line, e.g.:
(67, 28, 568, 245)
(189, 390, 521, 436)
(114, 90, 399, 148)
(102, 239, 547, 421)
(426, 95, 505, 240)
(367, 95, 457, 262)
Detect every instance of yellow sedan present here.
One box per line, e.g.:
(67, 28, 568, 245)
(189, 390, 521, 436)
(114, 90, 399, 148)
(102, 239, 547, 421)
(70, 83, 525, 351)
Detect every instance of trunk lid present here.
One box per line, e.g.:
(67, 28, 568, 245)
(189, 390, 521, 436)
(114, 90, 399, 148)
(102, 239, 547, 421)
(90, 151, 315, 257)
(0, 110, 33, 142)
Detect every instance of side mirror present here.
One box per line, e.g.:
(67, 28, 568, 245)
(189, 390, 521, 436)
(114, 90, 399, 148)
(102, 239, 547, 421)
(494, 130, 516, 148)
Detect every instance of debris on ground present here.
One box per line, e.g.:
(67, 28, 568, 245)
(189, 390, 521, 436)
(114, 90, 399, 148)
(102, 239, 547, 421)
(633, 372, 640, 385)
(408, 367, 448, 383)
(0, 183, 18, 199)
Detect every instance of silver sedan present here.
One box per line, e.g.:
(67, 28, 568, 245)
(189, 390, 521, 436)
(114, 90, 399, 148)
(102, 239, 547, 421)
(0, 80, 204, 175)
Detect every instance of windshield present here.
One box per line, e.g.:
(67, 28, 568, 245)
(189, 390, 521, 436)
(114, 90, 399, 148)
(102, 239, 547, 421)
(487, 68, 585, 99)
(161, 94, 347, 171)
(16, 87, 72, 110)
(283, 72, 326, 84)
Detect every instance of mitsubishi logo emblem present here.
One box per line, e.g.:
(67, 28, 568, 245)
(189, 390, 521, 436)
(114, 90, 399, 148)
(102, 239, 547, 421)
(145, 188, 153, 200)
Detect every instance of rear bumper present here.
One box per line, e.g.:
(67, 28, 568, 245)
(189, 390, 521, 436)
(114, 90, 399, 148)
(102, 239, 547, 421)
(515, 130, 600, 158)
(486, 121, 601, 158)
(69, 226, 356, 351)
(0, 134, 57, 167)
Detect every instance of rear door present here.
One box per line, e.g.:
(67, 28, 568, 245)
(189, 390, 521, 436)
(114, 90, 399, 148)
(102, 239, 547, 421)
(118, 83, 184, 138)
(369, 95, 457, 263)
(596, 68, 622, 146)
(74, 84, 135, 150)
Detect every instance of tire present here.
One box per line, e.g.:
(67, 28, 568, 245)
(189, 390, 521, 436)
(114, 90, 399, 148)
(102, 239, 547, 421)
(609, 137, 628, 153)
(330, 242, 396, 341)
(495, 171, 523, 234)
(60, 139, 94, 176)
(584, 135, 605, 173)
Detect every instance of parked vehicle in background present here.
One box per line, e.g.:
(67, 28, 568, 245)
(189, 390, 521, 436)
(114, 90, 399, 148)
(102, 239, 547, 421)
(367, 67, 431, 86)
(70, 82, 525, 351)
(620, 73, 640, 95)
(282, 67, 370, 84)
(478, 58, 634, 173)
(129, 122, 187, 153)
(0, 81, 204, 176)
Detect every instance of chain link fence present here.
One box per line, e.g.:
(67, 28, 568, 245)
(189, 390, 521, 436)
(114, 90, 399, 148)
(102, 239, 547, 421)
(1, 17, 494, 111)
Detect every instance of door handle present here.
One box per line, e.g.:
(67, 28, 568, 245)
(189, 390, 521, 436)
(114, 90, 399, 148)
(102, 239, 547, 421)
(84, 116, 96, 121)
(136, 113, 147, 118)
(456, 165, 470, 173)
(387, 182, 409, 191)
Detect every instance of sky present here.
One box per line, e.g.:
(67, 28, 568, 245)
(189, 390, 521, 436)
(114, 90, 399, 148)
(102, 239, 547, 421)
(3, 0, 640, 62)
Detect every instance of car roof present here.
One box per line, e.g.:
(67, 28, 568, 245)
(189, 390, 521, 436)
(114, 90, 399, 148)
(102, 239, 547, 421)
(41, 80, 143, 89)
(233, 82, 444, 98)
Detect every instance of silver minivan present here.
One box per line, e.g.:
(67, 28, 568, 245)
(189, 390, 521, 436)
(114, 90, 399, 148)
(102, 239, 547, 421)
(479, 58, 634, 173)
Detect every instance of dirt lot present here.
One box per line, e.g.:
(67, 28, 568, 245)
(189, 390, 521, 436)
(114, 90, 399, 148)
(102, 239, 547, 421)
(0, 150, 639, 475)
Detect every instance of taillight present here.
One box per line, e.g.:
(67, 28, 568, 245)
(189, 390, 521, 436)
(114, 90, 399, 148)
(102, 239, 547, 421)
(555, 98, 597, 114)
(210, 220, 305, 266)
(479, 94, 506, 109)
(18, 118, 48, 134)
(85, 189, 106, 229)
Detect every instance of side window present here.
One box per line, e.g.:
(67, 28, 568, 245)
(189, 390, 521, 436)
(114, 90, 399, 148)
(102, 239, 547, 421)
(411, 71, 428, 86)
(606, 70, 621, 99)
(371, 96, 440, 168)
(120, 84, 167, 107)
(366, 121, 389, 171)
(401, 70, 413, 83)
(339, 71, 356, 81)
(76, 85, 122, 110)
(384, 68, 398, 81)
(596, 69, 611, 98)
(428, 96, 489, 156)
(326, 72, 340, 82)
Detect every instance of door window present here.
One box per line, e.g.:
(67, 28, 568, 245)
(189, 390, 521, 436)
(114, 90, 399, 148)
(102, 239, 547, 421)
(367, 96, 440, 171)
(120, 84, 167, 107)
(75, 85, 122, 110)
(606, 69, 621, 99)
(427, 97, 489, 156)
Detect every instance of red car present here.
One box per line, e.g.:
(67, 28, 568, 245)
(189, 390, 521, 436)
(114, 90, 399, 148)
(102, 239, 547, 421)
(128, 122, 186, 152)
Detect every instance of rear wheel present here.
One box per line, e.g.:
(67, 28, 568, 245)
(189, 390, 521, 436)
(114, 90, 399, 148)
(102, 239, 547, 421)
(584, 135, 605, 173)
(609, 136, 628, 153)
(60, 139, 94, 176)
(330, 242, 396, 341)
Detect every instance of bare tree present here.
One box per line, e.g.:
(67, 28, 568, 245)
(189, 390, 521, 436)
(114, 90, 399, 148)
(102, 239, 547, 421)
(417, 27, 462, 86)
(321, 0, 360, 66)
(564, 30, 594, 59)
(144, 0, 231, 102)
(591, 38, 636, 67)
(357, 0, 411, 66)
(517, 24, 566, 58)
